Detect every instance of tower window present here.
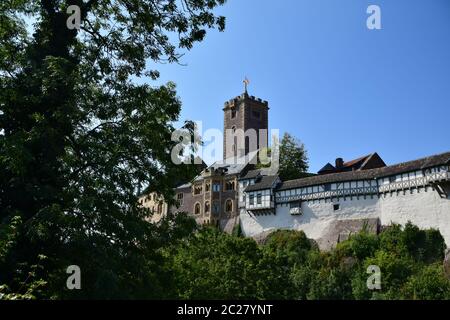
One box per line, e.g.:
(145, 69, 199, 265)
(225, 199, 233, 213)
(194, 203, 201, 215)
(205, 201, 210, 213)
(225, 180, 235, 191)
(231, 109, 236, 119)
(213, 183, 221, 192)
(193, 185, 202, 195)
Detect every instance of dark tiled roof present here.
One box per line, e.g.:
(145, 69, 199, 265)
(318, 152, 387, 175)
(245, 175, 279, 192)
(343, 154, 370, 167)
(278, 151, 450, 191)
(240, 169, 261, 180)
(318, 163, 335, 173)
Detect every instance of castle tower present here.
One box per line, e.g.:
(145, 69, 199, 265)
(223, 90, 269, 160)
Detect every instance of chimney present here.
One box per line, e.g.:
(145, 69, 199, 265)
(335, 158, 344, 169)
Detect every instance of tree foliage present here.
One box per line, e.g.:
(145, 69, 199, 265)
(0, 0, 226, 298)
(163, 224, 449, 300)
(278, 132, 309, 181)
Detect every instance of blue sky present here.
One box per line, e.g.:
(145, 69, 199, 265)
(150, 0, 450, 172)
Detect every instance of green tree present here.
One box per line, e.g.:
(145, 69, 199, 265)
(278, 132, 309, 181)
(263, 230, 313, 266)
(0, 0, 226, 298)
(169, 227, 263, 299)
(402, 264, 450, 300)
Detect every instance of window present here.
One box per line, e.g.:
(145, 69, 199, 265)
(231, 110, 236, 119)
(205, 183, 211, 192)
(290, 201, 300, 209)
(249, 194, 255, 205)
(225, 199, 233, 213)
(289, 201, 302, 215)
(333, 203, 340, 211)
(257, 193, 262, 205)
(205, 201, 210, 213)
(194, 203, 201, 215)
(213, 183, 221, 192)
(389, 176, 396, 183)
(177, 193, 184, 206)
(225, 180, 235, 191)
(324, 184, 331, 191)
(194, 185, 202, 195)
(157, 203, 163, 215)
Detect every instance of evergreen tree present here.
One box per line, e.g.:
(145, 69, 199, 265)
(278, 132, 309, 180)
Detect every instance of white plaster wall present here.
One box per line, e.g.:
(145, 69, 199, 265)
(379, 187, 450, 246)
(241, 187, 450, 246)
(240, 196, 379, 241)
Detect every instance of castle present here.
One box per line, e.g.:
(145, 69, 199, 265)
(139, 90, 450, 249)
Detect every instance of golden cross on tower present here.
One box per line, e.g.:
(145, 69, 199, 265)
(243, 77, 250, 93)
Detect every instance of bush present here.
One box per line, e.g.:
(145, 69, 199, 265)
(402, 264, 450, 300)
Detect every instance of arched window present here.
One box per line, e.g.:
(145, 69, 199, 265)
(205, 201, 210, 214)
(225, 199, 233, 213)
(194, 203, 201, 215)
(225, 180, 235, 191)
(193, 185, 202, 195)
